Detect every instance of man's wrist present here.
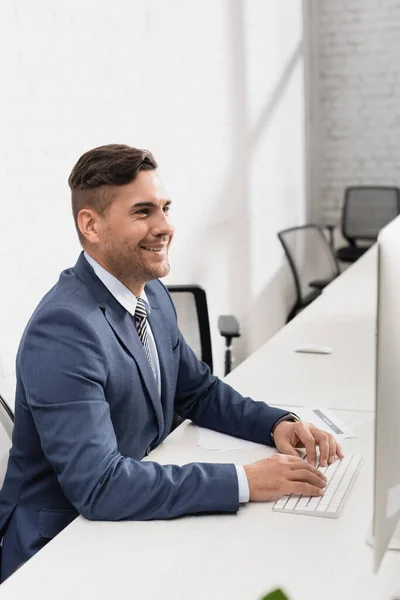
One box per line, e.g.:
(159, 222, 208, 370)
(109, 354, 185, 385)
(270, 413, 300, 445)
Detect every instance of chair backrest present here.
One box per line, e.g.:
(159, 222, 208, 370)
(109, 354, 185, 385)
(278, 225, 340, 313)
(0, 395, 13, 489)
(167, 285, 213, 373)
(342, 186, 400, 242)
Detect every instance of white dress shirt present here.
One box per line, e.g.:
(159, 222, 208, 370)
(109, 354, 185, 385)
(83, 252, 249, 503)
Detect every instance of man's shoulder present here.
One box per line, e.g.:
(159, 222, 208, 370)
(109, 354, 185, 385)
(18, 268, 104, 367)
(25, 259, 102, 338)
(36, 267, 95, 315)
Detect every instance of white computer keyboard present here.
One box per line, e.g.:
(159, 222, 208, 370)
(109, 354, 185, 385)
(272, 453, 363, 518)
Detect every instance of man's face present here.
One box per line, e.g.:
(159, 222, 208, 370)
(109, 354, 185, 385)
(90, 170, 174, 292)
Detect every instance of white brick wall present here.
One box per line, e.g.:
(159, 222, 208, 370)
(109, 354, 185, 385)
(314, 0, 400, 223)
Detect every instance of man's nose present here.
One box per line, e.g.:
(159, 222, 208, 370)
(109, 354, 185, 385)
(152, 210, 174, 237)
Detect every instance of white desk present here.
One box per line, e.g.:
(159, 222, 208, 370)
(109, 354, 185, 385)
(225, 247, 377, 412)
(1, 410, 399, 600)
(2, 245, 395, 600)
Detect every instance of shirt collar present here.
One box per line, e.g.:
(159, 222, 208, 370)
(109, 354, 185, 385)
(83, 251, 151, 316)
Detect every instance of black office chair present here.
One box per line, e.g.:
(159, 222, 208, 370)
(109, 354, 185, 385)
(167, 285, 240, 432)
(336, 186, 400, 263)
(278, 224, 340, 322)
(167, 285, 240, 376)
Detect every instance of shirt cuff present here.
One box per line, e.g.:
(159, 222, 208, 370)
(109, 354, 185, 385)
(235, 465, 250, 503)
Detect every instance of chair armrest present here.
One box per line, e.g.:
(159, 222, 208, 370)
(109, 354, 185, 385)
(217, 315, 241, 339)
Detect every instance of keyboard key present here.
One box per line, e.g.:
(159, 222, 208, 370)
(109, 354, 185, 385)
(284, 495, 301, 511)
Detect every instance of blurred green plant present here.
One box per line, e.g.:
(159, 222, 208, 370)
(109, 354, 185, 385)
(260, 590, 290, 600)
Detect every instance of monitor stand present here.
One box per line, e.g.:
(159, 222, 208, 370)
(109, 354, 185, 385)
(367, 518, 400, 550)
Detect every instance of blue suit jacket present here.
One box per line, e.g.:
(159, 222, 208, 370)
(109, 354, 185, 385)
(0, 253, 288, 580)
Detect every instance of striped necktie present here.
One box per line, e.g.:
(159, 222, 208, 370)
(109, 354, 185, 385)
(134, 298, 156, 378)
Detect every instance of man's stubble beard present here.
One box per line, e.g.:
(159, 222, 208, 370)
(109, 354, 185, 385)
(105, 238, 170, 289)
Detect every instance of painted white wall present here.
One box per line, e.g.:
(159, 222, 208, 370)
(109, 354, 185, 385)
(0, 0, 306, 406)
(309, 0, 400, 224)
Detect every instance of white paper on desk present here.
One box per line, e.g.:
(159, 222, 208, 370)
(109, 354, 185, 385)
(196, 427, 265, 451)
(294, 406, 356, 440)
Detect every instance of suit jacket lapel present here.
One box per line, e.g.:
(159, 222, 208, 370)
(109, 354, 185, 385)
(73, 253, 165, 435)
(103, 306, 163, 427)
(146, 299, 175, 425)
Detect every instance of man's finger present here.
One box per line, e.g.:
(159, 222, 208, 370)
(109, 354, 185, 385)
(275, 441, 302, 458)
(290, 459, 326, 480)
(290, 468, 327, 488)
(314, 431, 330, 467)
(295, 424, 317, 466)
(291, 482, 325, 497)
(335, 441, 345, 460)
(287, 455, 308, 464)
(328, 436, 337, 464)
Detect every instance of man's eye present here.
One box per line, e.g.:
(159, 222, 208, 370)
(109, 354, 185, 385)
(164, 205, 171, 214)
(136, 209, 149, 216)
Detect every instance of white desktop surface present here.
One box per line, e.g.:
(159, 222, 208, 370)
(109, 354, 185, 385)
(1, 410, 399, 600)
(225, 247, 377, 412)
(1, 245, 395, 600)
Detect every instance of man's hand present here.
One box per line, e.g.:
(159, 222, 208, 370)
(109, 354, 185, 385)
(243, 454, 327, 501)
(273, 420, 344, 467)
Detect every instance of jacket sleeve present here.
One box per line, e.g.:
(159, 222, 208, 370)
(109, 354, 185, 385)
(173, 331, 290, 445)
(20, 306, 239, 521)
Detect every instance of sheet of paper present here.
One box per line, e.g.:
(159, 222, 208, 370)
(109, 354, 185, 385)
(196, 427, 265, 451)
(294, 406, 357, 440)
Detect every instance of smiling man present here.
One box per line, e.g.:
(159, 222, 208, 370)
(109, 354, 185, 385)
(0, 144, 342, 580)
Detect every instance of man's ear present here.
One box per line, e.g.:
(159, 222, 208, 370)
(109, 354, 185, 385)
(77, 209, 102, 244)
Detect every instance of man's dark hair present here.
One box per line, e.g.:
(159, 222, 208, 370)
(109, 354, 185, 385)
(69, 144, 158, 245)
